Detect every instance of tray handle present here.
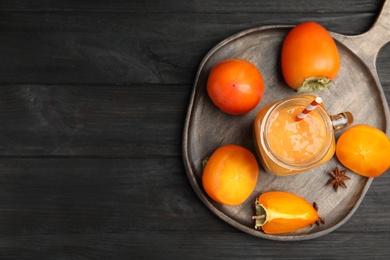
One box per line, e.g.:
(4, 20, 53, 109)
(336, 0, 390, 71)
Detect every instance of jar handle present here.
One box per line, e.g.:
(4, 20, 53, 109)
(330, 112, 353, 131)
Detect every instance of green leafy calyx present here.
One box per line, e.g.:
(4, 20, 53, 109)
(297, 77, 332, 93)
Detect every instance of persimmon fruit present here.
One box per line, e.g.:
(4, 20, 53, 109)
(202, 144, 259, 206)
(281, 21, 340, 92)
(253, 191, 319, 235)
(207, 59, 264, 115)
(336, 124, 390, 177)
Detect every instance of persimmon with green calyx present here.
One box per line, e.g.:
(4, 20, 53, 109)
(207, 59, 264, 115)
(281, 21, 340, 92)
(336, 124, 390, 178)
(252, 191, 322, 235)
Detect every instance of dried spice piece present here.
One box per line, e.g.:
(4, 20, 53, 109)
(313, 202, 325, 226)
(327, 167, 351, 192)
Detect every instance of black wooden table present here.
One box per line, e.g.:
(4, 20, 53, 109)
(0, 1, 389, 259)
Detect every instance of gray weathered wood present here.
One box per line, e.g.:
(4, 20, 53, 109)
(0, 0, 389, 258)
(0, 12, 379, 85)
(0, 158, 388, 258)
(0, 85, 189, 156)
(0, 0, 384, 13)
(183, 2, 390, 241)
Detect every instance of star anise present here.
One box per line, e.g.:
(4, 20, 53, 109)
(327, 167, 350, 192)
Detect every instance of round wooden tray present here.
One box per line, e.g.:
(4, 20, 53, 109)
(183, 2, 390, 241)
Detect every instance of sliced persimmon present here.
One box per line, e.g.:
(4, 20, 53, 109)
(253, 191, 319, 234)
(336, 124, 390, 177)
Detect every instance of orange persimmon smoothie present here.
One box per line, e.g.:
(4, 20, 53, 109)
(253, 95, 340, 176)
(268, 105, 327, 163)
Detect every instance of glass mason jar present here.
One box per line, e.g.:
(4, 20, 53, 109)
(253, 94, 353, 176)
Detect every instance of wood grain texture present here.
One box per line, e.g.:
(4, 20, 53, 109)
(0, 231, 390, 259)
(0, 0, 389, 258)
(0, 0, 384, 13)
(0, 85, 189, 156)
(183, 23, 389, 240)
(0, 12, 378, 85)
(0, 158, 216, 234)
(0, 159, 389, 252)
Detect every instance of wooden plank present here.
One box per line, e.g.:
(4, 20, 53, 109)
(0, 77, 387, 158)
(378, 45, 390, 83)
(0, 158, 388, 234)
(0, 85, 189, 156)
(0, 228, 389, 258)
(0, 0, 383, 13)
(376, 44, 390, 109)
(0, 158, 221, 234)
(0, 0, 387, 258)
(0, 12, 378, 85)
